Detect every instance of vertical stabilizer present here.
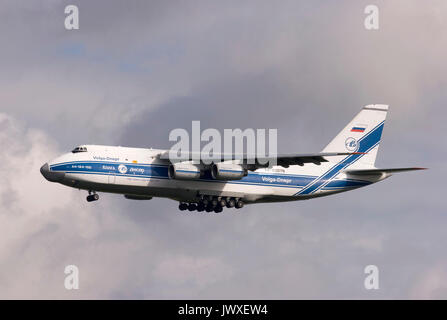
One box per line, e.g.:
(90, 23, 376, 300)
(322, 104, 388, 168)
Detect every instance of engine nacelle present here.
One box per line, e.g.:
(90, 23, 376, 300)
(211, 163, 247, 180)
(168, 163, 202, 180)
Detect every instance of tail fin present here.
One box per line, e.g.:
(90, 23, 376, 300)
(322, 104, 388, 168)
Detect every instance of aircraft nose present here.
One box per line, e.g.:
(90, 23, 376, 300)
(40, 163, 65, 182)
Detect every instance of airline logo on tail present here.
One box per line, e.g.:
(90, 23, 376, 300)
(345, 137, 359, 152)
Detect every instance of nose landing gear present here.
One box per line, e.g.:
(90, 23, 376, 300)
(87, 191, 99, 202)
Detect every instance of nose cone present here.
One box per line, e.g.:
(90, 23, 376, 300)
(40, 163, 65, 182)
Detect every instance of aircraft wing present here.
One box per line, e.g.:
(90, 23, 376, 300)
(257, 152, 357, 167)
(344, 167, 427, 176)
(159, 151, 360, 167)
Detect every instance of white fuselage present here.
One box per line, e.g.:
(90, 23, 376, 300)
(42, 145, 381, 204)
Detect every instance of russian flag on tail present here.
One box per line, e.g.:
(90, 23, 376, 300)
(351, 125, 366, 133)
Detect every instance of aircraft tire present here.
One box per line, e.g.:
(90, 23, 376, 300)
(179, 203, 188, 211)
(235, 200, 244, 209)
(87, 194, 99, 202)
(226, 198, 235, 208)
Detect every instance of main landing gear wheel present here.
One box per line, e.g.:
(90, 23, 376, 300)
(86, 193, 99, 202)
(179, 203, 188, 211)
(235, 200, 244, 209)
(226, 198, 235, 208)
(218, 198, 227, 207)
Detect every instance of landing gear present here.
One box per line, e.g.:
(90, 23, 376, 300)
(86, 191, 99, 202)
(178, 196, 244, 213)
(196, 203, 205, 212)
(235, 199, 244, 209)
(219, 198, 227, 207)
(179, 203, 188, 211)
(226, 198, 235, 208)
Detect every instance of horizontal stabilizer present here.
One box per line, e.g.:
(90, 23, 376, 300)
(344, 167, 427, 176)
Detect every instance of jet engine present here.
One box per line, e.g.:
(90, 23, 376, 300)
(168, 163, 202, 180)
(211, 163, 247, 180)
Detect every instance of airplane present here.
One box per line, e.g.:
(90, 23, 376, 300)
(40, 104, 425, 213)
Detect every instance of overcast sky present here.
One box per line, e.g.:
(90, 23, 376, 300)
(0, 0, 446, 299)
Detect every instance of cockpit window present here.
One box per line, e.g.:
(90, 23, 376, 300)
(71, 146, 88, 153)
